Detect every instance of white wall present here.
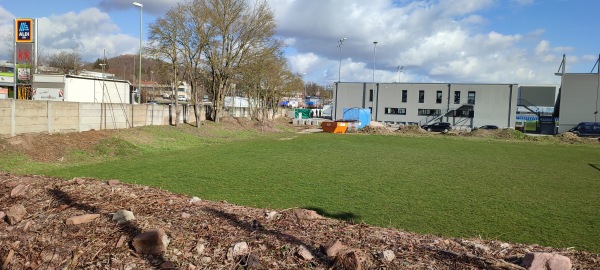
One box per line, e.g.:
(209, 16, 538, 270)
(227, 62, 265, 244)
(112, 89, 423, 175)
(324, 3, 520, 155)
(558, 73, 600, 133)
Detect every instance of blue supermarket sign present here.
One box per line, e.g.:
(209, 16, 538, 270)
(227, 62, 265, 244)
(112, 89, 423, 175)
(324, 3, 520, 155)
(15, 18, 33, 43)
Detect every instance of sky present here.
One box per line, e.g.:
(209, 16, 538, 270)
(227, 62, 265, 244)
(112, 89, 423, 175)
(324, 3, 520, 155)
(0, 0, 598, 86)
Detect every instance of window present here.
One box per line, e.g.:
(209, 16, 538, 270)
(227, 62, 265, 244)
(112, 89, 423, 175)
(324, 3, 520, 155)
(454, 91, 460, 104)
(468, 91, 476, 104)
(418, 109, 441, 116)
(385, 107, 406, 115)
(436, 91, 442, 103)
(418, 90, 424, 103)
(369, 107, 373, 114)
(369, 89, 373, 102)
(402, 90, 407, 103)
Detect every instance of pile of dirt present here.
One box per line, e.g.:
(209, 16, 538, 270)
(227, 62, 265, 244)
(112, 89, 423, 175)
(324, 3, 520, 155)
(395, 125, 429, 135)
(555, 132, 583, 144)
(2, 173, 599, 269)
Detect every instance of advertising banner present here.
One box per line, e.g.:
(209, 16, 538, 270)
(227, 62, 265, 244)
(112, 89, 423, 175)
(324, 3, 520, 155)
(15, 18, 33, 43)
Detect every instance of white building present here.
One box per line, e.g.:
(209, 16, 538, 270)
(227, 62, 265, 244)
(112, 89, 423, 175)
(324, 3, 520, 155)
(334, 82, 518, 130)
(33, 74, 132, 103)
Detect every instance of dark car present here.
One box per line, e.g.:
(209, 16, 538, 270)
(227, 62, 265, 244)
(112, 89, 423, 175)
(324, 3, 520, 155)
(474, 125, 499, 130)
(422, 122, 452, 132)
(569, 122, 600, 137)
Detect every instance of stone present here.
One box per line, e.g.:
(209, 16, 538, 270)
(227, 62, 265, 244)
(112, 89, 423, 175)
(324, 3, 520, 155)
(0, 211, 6, 221)
(195, 243, 205, 255)
(107, 180, 120, 186)
(200, 257, 211, 263)
(245, 254, 261, 269)
(322, 240, 345, 257)
(377, 250, 395, 262)
(231, 242, 249, 257)
(10, 184, 30, 198)
(181, 212, 191, 219)
(292, 209, 322, 220)
(66, 214, 101, 225)
(5, 181, 19, 188)
(473, 243, 490, 254)
(189, 197, 201, 204)
(6, 204, 27, 225)
(265, 211, 278, 220)
(521, 252, 572, 270)
(333, 250, 362, 270)
(187, 263, 197, 270)
(297, 245, 314, 260)
(116, 235, 128, 248)
(132, 228, 170, 254)
(112, 209, 135, 224)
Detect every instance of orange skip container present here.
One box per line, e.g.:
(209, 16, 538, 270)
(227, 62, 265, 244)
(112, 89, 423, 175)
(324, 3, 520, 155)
(321, 121, 348, 134)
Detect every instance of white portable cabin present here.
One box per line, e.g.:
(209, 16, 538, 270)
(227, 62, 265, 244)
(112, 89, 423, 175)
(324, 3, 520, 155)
(33, 74, 132, 104)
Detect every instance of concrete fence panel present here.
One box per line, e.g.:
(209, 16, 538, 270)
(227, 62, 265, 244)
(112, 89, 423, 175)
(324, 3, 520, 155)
(49, 101, 79, 133)
(15, 100, 48, 134)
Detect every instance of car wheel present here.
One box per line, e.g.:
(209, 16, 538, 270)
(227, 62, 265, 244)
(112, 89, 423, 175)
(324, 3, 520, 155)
(427, 128, 432, 132)
(443, 128, 448, 133)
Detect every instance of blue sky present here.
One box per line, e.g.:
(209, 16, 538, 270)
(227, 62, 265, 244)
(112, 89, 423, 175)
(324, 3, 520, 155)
(0, 0, 598, 86)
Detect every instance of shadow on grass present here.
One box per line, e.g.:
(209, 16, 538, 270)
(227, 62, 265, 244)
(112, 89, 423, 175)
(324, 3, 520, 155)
(203, 207, 329, 265)
(305, 206, 361, 222)
(589, 163, 600, 172)
(48, 188, 163, 269)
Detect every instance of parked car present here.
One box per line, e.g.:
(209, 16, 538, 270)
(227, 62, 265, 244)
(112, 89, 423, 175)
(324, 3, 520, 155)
(569, 122, 600, 137)
(421, 122, 452, 132)
(474, 125, 499, 130)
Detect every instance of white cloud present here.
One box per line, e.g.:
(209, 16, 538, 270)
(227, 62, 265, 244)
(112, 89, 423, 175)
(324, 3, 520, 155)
(37, 8, 138, 60)
(269, 0, 564, 84)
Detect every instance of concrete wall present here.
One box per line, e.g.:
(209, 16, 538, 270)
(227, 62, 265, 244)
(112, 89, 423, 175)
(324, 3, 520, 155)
(0, 99, 199, 137)
(334, 82, 517, 128)
(558, 73, 600, 133)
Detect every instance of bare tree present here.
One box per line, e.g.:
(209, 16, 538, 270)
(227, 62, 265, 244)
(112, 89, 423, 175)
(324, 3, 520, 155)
(47, 51, 82, 74)
(201, 0, 278, 122)
(147, 5, 184, 126)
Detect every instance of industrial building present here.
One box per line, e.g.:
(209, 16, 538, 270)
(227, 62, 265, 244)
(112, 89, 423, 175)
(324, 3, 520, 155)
(333, 82, 518, 130)
(555, 73, 600, 133)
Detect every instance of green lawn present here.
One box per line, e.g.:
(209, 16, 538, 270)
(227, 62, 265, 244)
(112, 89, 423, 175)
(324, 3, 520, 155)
(6, 128, 600, 252)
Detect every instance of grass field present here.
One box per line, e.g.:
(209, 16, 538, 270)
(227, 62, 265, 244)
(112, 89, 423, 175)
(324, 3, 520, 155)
(4, 126, 600, 252)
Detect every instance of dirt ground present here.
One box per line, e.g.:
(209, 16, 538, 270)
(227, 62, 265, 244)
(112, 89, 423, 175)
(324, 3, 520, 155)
(1, 121, 599, 269)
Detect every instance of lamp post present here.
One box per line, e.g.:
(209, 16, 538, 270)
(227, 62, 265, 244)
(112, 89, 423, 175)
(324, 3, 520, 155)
(397, 65, 403, 83)
(337, 38, 347, 82)
(372, 41, 378, 121)
(150, 70, 154, 102)
(133, 2, 143, 104)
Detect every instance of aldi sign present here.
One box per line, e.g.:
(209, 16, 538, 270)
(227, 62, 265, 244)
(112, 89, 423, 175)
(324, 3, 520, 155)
(15, 18, 33, 43)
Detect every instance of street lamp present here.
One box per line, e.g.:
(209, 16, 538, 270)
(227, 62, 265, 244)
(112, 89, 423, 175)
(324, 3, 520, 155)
(372, 41, 378, 120)
(133, 2, 143, 104)
(397, 65, 403, 83)
(302, 72, 306, 98)
(337, 37, 347, 82)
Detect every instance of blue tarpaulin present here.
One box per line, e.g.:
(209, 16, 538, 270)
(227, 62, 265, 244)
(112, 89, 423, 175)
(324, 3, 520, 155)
(342, 108, 371, 129)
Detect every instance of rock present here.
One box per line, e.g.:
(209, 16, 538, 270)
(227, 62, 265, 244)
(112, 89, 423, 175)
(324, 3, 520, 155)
(292, 209, 322, 220)
(187, 263, 197, 270)
(4, 181, 19, 188)
(74, 178, 86, 185)
(10, 184, 30, 198)
(181, 212, 191, 219)
(231, 242, 249, 257)
(107, 180, 120, 186)
(473, 243, 491, 254)
(521, 252, 572, 270)
(265, 211, 278, 220)
(112, 209, 135, 224)
(66, 214, 101, 225)
(297, 245, 314, 260)
(377, 250, 395, 262)
(132, 228, 170, 255)
(0, 211, 5, 221)
(322, 240, 345, 257)
(200, 257, 211, 263)
(6, 204, 27, 225)
(189, 197, 201, 204)
(195, 243, 205, 255)
(333, 250, 362, 270)
(245, 254, 261, 269)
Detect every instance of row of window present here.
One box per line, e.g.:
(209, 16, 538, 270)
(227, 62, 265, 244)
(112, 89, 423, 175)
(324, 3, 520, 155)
(384, 108, 474, 117)
(370, 90, 476, 104)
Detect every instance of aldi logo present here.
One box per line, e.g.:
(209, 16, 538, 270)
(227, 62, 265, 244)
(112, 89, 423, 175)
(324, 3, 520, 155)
(15, 18, 33, 43)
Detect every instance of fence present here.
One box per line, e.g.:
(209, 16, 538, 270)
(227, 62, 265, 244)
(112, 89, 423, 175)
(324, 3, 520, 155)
(0, 99, 201, 137)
